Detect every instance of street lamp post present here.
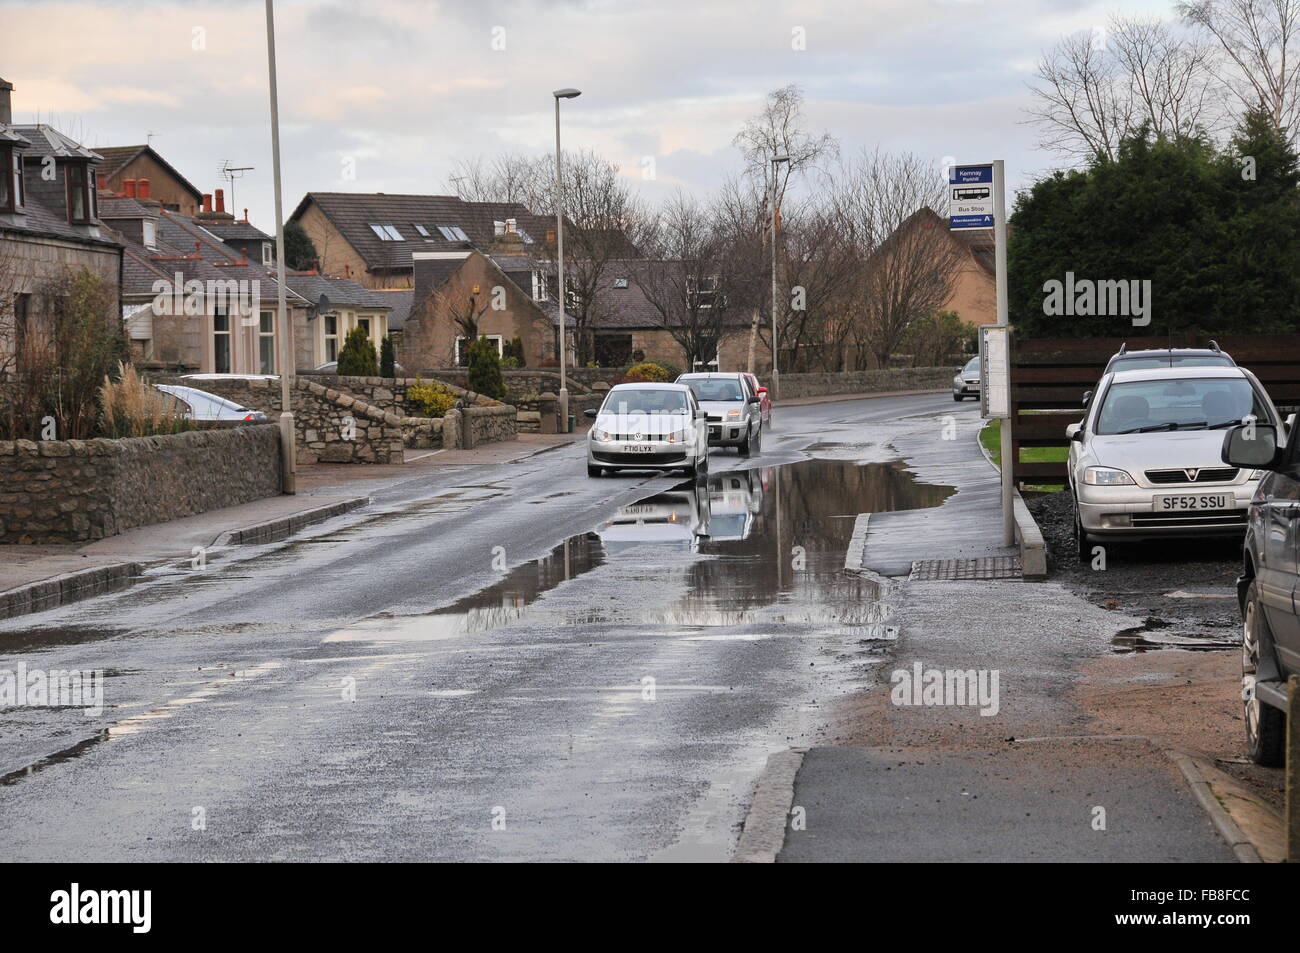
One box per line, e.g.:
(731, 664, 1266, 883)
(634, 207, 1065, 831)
(769, 154, 789, 399)
(553, 87, 581, 433)
(265, 0, 296, 493)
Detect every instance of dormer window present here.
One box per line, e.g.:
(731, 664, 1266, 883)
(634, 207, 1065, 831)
(143, 220, 157, 249)
(262, 242, 272, 266)
(0, 147, 22, 212)
(65, 162, 93, 223)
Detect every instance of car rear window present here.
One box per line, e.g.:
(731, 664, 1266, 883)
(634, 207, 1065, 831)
(683, 378, 744, 401)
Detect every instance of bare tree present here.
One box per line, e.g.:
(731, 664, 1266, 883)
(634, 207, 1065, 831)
(733, 83, 839, 212)
(836, 150, 965, 370)
(1028, 16, 1220, 162)
(1180, 0, 1300, 134)
(634, 191, 733, 368)
(443, 151, 545, 205)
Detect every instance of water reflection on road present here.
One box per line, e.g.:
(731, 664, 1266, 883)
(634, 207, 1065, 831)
(327, 457, 953, 642)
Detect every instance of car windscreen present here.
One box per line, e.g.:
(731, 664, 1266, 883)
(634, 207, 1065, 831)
(961, 358, 979, 376)
(1094, 377, 1269, 434)
(682, 378, 744, 402)
(601, 390, 689, 414)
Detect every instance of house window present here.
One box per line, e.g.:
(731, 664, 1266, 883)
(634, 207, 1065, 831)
(13, 293, 30, 355)
(613, 277, 629, 289)
(213, 311, 231, 373)
(357, 316, 373, 345)
(262, 242, 272, 266)
(531, 270, 548, 302)
(0, 148, 21, 212)
(368, 224, 404, 241)
(412, 224, 430, 237)
(454, 334, 503, 366)
(143, 220, 157, 249)
(259, 310, 276, 374)
(66, 163, 93, 222)
(437, 225, 469, 242)
(323, 313, 339, 362)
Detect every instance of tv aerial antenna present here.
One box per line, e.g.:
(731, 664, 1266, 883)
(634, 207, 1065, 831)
(218, 159, 255, 217)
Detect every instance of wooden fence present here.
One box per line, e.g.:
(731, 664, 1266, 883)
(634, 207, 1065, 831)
(1009, 334, 1300, 489)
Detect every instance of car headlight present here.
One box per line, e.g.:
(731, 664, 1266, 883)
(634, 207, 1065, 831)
(726, 409, 742, 418)
(592, 428, 612, 441)
(1082, 466, 1135, 486)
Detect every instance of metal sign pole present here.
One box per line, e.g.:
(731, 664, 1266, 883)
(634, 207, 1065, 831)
(993, 159, 1013, 546)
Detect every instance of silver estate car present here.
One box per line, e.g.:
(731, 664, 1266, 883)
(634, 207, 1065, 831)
(584, 382, 709, 478)
(1067, 365, 1280, 558)
(154, 384, 268, 426)
(953, 356, 980, 401)
(676, 372, 763, 454)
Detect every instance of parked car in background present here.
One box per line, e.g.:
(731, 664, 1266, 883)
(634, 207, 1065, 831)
(584, 382, 708, 478)
(1067, 365, 1279, 558)
(741, 372, 773, 426)
(154, 384, 268, 426)
(1103, 342, 1235, 375)
(677, 372, 763, 454)
(314, 360, 406, 376)
(953, 356, 980, 402)
(1221, 419, 1300, 765)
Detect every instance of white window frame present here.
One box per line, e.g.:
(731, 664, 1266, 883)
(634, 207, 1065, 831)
(322, 312, 339, 362)
(531, 270, 548, 302)
(258, 310, 277, 374)
(455, 334, 504, 365)
(212, 310, 232, 373)
(143, 220, 157, 249)
(262, 242, 272, 266)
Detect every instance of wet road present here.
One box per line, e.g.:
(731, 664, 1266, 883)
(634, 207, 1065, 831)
(0, 393, 958, 861)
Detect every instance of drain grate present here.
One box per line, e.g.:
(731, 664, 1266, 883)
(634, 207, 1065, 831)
(909, 557, 1023, 581)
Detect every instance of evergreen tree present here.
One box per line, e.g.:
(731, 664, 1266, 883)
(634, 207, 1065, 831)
(380, 335, 396, 378)
(466, 337, 506, 400)
(336, 327, 378, 376)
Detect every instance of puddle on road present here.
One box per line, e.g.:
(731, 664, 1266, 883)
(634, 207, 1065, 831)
(329, 457, 952, 643)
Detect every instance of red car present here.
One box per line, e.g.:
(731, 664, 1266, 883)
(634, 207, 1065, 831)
(742, 373, 772, 426)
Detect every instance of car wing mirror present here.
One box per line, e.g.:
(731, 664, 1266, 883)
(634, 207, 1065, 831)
(583, 408, 598, 418)
(1221, 422, 1280, 469)
(1066, 423, 1084, 443)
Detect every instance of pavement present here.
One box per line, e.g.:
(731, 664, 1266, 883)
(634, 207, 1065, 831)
(762, 405, 1257, 863)
(0, 431, 583, 618)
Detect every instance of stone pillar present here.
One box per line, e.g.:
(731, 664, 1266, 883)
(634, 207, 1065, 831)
(539, 392, 558, 434)
(443, 408, 462, 450)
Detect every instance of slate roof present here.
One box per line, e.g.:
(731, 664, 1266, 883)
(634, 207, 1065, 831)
(368, 289, 414, 330)
(201, 220, 273, 242)
(284, 273, 392, 312)
(9, 124, 101, 161)
(110, 207, 309, 307)
(290, 192, 560, 274)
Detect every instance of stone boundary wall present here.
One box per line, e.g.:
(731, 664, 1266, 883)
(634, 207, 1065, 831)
(0, 424, 282, 544)
(152, 375, 512, 461)
(776, 367, 958, 400)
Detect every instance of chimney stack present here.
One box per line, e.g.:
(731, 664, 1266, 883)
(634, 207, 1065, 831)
(137, 178, 150, 199)
(96, 173, 107, 190)
(0, 77, 13, 126)
(243, 207, 249, 224)
(202, 193, 213, 213)
(215, 189, 225, 213)
(124, 178, 137, 198)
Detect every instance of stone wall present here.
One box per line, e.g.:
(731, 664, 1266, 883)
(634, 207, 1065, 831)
(776, 367, 958, 400)
(0, 425, 282, 544)
(152, 374, 514, 462)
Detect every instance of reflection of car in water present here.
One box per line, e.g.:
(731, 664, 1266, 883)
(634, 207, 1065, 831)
(706, 469, 767, 541)
(595, 488, 711, 553)
(594, 467, 772, 551)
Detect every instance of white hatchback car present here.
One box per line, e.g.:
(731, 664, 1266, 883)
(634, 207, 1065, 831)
(584, 382, 709, 478)
(1067, 366, 1281, 557)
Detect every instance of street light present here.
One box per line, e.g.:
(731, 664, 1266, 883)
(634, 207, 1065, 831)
(770, 154, 789, 400)
(265, 0, 296, 493)
(553, 87, 581, 433)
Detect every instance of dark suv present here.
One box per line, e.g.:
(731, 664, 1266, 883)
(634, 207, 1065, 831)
(1222, 419, 1300, 765)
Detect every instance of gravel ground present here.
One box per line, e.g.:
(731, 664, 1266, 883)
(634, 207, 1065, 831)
(1026, 490, 1243, 648)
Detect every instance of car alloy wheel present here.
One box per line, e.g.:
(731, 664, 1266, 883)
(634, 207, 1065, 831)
(1242, 582, 1285, 766)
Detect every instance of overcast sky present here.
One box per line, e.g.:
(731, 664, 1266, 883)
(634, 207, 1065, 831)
(1, 0, 1176, 228)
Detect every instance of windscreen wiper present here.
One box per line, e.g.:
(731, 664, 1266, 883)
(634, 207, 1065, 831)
(1117, 421, 1208, 434)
